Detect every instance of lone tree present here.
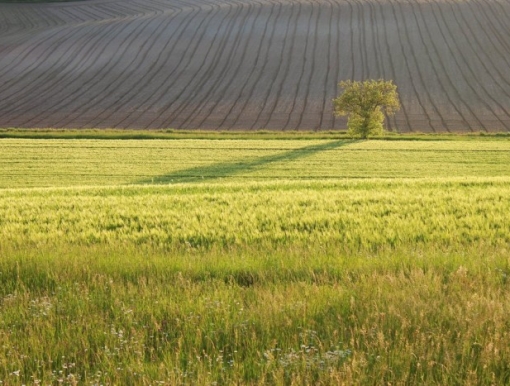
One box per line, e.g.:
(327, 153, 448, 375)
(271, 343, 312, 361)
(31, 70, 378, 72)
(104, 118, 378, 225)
(333, 79, 400, 138)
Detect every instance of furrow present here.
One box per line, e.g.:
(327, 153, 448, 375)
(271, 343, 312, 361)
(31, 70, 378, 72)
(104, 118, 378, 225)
(193, 0, 267, 130)
(181, 1, 257, 129)
(296, 0, 323, 130)
(376, 0, 412, 132)
(119, 1, 223, 129)
(18, 13, 157, 127)
(0, 22, 93, 111)
(247, 3, 294, 130)
(96, 3, 208, 128)
(414, 0, 481, 131)
(281, 1, 315, 130)
(226, 0, 294, 130)
(0, 17, 117, 115)
(393, 0, 441, 132)
(430, 0, 509, 130)
(143, 0, 239, 129)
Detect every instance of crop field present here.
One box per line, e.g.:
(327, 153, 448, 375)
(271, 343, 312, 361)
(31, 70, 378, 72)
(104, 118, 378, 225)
(3, 137, 510, 187)
(2, 0, 510, 132)
(1, 137, 510, 384)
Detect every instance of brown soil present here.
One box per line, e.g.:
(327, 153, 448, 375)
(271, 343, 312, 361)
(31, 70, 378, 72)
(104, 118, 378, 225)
(1, 0, 509, 132)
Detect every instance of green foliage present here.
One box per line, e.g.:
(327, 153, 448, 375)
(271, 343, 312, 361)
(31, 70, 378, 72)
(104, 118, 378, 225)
(333, 79, 401, 138)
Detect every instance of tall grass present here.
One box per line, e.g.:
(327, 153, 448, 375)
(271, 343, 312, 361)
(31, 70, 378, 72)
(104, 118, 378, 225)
(1, 245, 509, 384)
(1, 138, 510, 384)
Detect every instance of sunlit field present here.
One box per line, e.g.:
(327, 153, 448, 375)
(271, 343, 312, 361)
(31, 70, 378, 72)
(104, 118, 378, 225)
(1, 138, 510, 384)
(2, 138, 510, 187)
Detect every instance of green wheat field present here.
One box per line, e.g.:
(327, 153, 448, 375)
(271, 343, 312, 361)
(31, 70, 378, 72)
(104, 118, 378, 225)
(1, 136, 510, 385)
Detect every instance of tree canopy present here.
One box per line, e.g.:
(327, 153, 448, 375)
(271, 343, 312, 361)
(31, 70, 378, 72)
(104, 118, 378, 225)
(333, 80, 400, 138)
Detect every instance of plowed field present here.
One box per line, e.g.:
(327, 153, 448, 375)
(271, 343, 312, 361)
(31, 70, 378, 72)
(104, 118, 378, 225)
(1, 0, 510, 132)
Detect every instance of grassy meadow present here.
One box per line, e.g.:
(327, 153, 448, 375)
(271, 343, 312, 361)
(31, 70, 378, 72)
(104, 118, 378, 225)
(1, 137, 510, 384)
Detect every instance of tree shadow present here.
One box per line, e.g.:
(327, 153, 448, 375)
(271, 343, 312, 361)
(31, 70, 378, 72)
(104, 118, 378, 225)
(134, 140, 354, 185)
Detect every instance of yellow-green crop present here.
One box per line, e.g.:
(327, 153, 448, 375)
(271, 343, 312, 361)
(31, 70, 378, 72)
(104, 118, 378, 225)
(1, 178, 510, 250)
(1, 138, 510, 384)
(2, 139, 510, 188)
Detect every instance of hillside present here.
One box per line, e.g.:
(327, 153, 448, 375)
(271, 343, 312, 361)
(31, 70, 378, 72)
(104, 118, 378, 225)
(1, 0, 510, 132)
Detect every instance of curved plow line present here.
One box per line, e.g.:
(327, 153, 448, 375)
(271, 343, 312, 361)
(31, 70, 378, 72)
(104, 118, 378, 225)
(377, 1, 412, 131)
(192, 0, 268, 130)
(0, 2, 136, 80)
(49, 1, 174, 126)
(67, 8, 179, 127)
(318, 0, 338, 131)
(94, 3, 213, 128)
(141, 0, 238, 129)
(281, 1, 315, 130)
(474, 0, 510, 56)
(0, 22, 96, 118)
(356, 0, 369, 80)
(462, 0, 510, 105)
(391, 0, 439, 132)
(155, 1, 246, 129)
(215, 0, 278, 130)
(389, 0, 433, 132)
(116, 2, 224, 129)
(181, 1, 258, 129)
(252, 0, 296, 130)
(0, 18, 117, 116)
(251, 1, 300, 131)
(229, 0, 288, 130)
(409, 1, 472, 131)
(24, 11, 162, 127)
(450, 0, 510, 109)
(167, 1, 254, 129)
(402, 1, 450, 131)
(3, 13, 140, 126)
(295, 0, 324, 131)
(430, 0, 510, 130)
(0, 20, 79, 85)
(331, 0, 354, 130)
(53, 13, 170, 128)
(414, 0, 480, 131)
(366, 0, 396, 131)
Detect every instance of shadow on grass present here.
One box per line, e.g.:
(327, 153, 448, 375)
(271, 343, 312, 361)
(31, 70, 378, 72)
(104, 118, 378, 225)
(135, 140, 354, 184)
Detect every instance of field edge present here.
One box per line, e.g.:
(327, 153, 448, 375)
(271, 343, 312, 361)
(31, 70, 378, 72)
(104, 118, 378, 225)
(2, 128, 510, 141)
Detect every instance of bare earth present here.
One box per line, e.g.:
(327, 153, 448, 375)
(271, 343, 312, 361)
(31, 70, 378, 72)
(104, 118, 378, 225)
(1, 0, 510, 132)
